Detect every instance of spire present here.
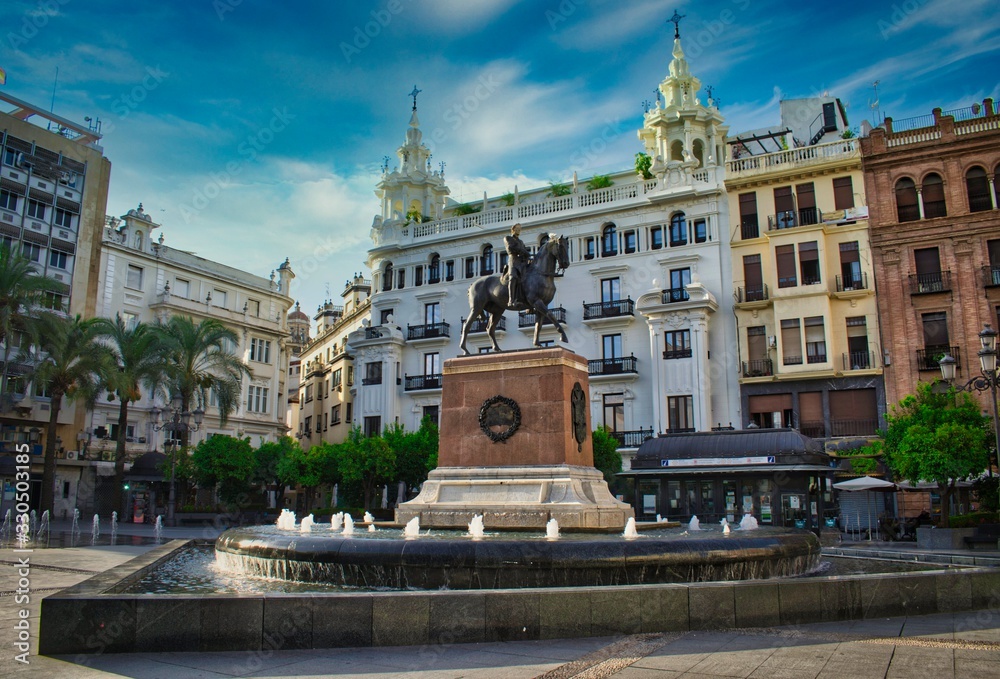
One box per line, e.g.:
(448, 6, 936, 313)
(409, 85, 422, 112)
(668, 9, 684, 39)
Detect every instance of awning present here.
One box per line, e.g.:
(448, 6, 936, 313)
(621, 463, 833, 476)
(833, 476, 897, 491)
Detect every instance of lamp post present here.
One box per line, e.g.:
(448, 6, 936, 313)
(150, 394, 204, 526)
(939, 324, 1000, 500)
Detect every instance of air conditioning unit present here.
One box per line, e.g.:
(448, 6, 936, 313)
(767, 336, 777, 349)
(66, 450, 76, 460)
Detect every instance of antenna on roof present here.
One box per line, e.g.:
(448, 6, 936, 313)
(868, 80, 882, 125)
(47, 67, 59, 130)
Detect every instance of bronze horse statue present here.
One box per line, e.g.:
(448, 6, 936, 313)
(460, 234, 570, 355)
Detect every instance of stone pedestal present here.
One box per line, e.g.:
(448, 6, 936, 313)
(396, 347, 634, 529)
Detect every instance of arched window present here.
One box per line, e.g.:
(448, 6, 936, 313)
(601, 224, 617, 256)
(669, 212, 687, 247)
(382, 262, 393, 291)
(922, 173, 946, 218)
(692, 139, 705, 167)
(966, 166, 992, 212)
(481, 244, 494, 275)
(670, 140, 684, 161)
(429, 254, 441, 283)
(895, 178, 919, 222)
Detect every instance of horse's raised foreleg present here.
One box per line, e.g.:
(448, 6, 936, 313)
(531, 301, 569, 347)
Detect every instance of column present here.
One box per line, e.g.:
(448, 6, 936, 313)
(916, 188, 926, 220)
(689, 313, 711, 432)
(647, 319, 665, 433)
(989, 174, 998, 210)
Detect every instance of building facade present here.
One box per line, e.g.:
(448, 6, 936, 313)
(727, 132, 886, 439)
(860, 101, 1000, 408)
(350, 33, 741, 464)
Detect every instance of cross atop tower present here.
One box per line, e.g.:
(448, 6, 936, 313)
(668, 9, 685, 39)
(409, 85, 422, 111)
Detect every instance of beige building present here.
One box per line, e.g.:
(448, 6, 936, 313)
(727, 131, 886, 438)
(292, 276, 371, 449)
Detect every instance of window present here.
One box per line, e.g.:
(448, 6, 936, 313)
(126, 264, 144, 290)
(895, 178, 919, 222)
(364, 361, 383, 385)
(742, 254, 764, 301)
(213, 289, 228, 308)
(424, 352, 440, 376)
(966, 167, 992, 212)
(664, 329, 692, 359)
(839, 242, 862, 289)
(799, 241, 820, 284)
(21, 243, 41, 262)
(429, 255, 441, 283)
(747, 326, 768, 362)
(424, 302, 441, 325)
(846, 316, 870, 369)
(603, 393, 624, 432)
(601, 278, 620, 303)
(651, 226, 663, 250)
(331, 404, 341, 425)
(667, 395, 694, 432)
(669, 212, 687, 246)
(804, 316, 826, 363)
(781, 319, 802, 365)
(397, 268, 406, 289)
(123, 312, 139, 331)
(303, 383, 313, 402)
(379, 308, 394, 325)
(914, 247, 944, 292)
(34, 381, 51, 399)
(776, 244, 797, 287)
(481, 244, 494, 274)
(464, 257, 476, 278)
(332, 368, 342, 388)
(693, 218, 707, 243)
(414, 265, 424, 286)
(601, 225, 617, 256)
(383, 263, 393, 291)
(364, 416, 382, 437)
(833, 176, 854, 210)
(739, 192, 759, 239)
(248, 299, 261, 317)
(0, 189, 18, 211)
(304, 416, 312, 436)
(48, 250, 68, 269)
(250, 338, 271, 363)
(602, 333, 623, 359)
(922, 312, 949, 350)
(922, 173, 946, 218)
(667, 267, 690, 302)
(584, 237, 596, 259)
(623, 230, 637, 253)
(54, 208, 75, 229)
(796, 183, 818, 224)
(174, 278, 190, 298)
(27, 199, 46, 220)
(2, 148, 16, 166)
(499, 252, 508, 272)
(422, 405, 439, 427)
(445, 259, 455, 281)
(773, 186, 795, 228)
(246, 386, 269, 414)
(42, 291, 66, 311)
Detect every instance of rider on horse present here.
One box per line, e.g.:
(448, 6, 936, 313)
(504, 223, 531, 308)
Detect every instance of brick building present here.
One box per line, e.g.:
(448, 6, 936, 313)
(860, 101, 1000, 408)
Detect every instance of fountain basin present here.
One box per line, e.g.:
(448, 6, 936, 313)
(215, 525, 821, 589)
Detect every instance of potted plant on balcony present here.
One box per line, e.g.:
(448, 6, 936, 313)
(635, 152, 653, 179)
(500, 192, 515, 206)
(547, 182, 572, 197)
(452, 203, 481, 216)
(586, 174, 614, 191)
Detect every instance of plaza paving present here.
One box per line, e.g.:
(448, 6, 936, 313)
(1, 521, 998, 678)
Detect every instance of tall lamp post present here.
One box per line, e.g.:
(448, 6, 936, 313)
(150, 394, 204, 526)
(939, 324, 1000, 509)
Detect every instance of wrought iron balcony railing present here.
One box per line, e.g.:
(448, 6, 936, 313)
(742, 359, 773, 377)
(583, 298, 635, 320)
(909, 271, 951, 294)
(663, 347, 693, 360)
(843, 352, 873, 370)
(404, 374, 443, 391)
(587, 356, 638, 376)
(662, 287, 689, 304)
(836, 273, 868, 292)
(735, 285, 769, 303)
(407, 322, 450, 341)
(740, 218, 760, 240)
(609, 428, 654, 449)
(519, 306, 567, 328)
(830, 418, 878, 437)
(916, 345, 960, 371)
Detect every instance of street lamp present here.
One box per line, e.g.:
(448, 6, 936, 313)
(150, 396, 205, 525)
(939, 324, 1000, 494)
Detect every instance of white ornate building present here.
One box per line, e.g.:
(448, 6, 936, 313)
(349, 33, 742, 465)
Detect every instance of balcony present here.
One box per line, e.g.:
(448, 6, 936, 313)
(909, 271, 951, 294)
(783, 355, 803, 366)
(609, 428, 654, 449)
(662, 287, 690, 304)
(583, 298, 635, 320)
(916, 345, 960, 371)
(663, 347, 693, 360)
(800, 421, 825, 438)
(969, 192, 993, 212)
(404, 374, 443, 391)
(740, 218, 760, 240)
(664, 427, 696, 434)
(461, 315, 507, 333)
(836, 273, 868, 292)
(364, 326, 388, 340)
(897, 204, 921, 222)
(735, 285, 769, 304)
(830, 419, 878, 437)
(982, 265, 1000, 287)
(923, 200, 947, 219)
(767, 207, 821, 231)
(742, 359, 773, 377)
(588, 356, 638, 376)
(519, 306, 567, 328)
(843, 352, 874, 370)
(361, 376, 382, 386)
(407, 322, 450, 341)
(806, 352, 828, 364)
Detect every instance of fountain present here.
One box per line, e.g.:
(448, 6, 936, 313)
(740, 513, 759, 530)
(622, 517, 639, 539)
(110, 511, 118, 544)
(723, 522, 731, 535)
(403, 516, 420, 538)
(331, 512, 343, 531)
(91, 514, 100, 545)
(37, 510, 50, 546)
(363, 511, 375, 524)
(367, 523, 376, 532)
(468, 514, 485, 539)
(299, 514, 315, 532)
(688, 515, 701, 531)
(276, 508, 296, 530)
(342, 514, 355, 535)
(0, 509, 10, 543)
(153, 516, 163, 542)
(29, 509, 37, 538)
(70, 508, 80, 536)
(546, 518, 560, 540)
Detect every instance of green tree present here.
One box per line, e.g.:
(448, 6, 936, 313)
(877, 382, 990, 525)
(191, 435, 256, 508)
(158, 316, 251, 448)
(277, 441, 335, 510)
(25, 315, 108, 512)
(92, 315, 171, 514)
(336, 427, 396, 510)
(591, 427, 623, 485)
(255, 436, 301, 507)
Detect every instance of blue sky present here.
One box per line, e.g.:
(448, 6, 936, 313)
(2, 0, 998, 313)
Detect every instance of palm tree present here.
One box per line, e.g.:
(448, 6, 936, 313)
(0, 243, 61, 412)
(25, 314, 109, 513)
(158, 316, 252, 447)
(92, 315, 171, 515)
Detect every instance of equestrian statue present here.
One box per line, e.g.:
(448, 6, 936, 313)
(459, 224, 570, 355)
